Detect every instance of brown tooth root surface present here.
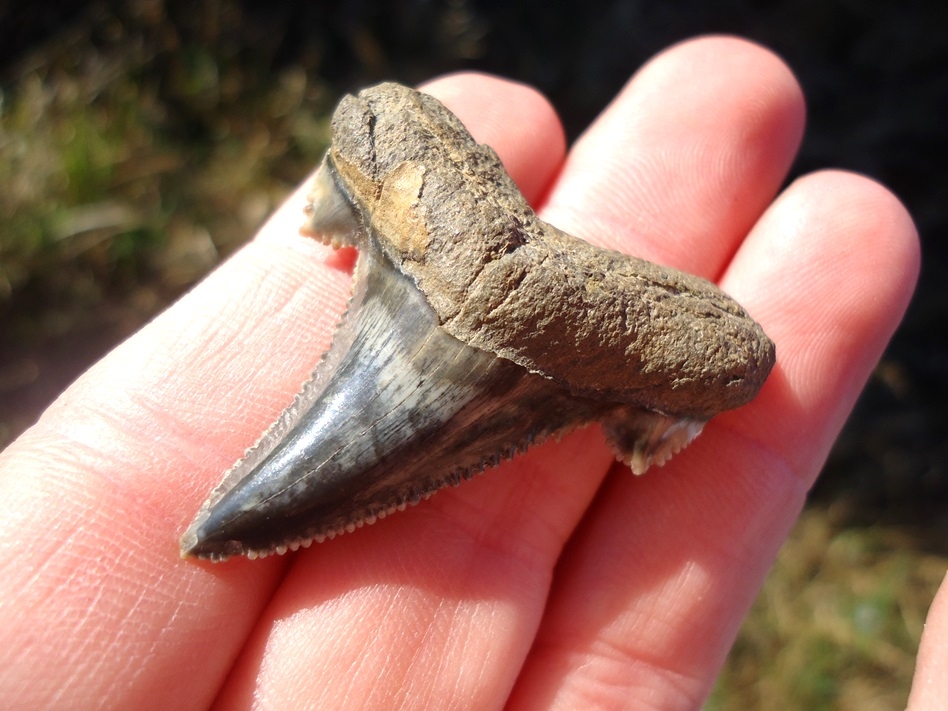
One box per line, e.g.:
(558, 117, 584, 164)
(180, 82, 775, 562)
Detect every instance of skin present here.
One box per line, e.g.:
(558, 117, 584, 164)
(0, 36, 927, 710)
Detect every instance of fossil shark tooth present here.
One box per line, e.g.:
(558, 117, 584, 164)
(180, 82, 775, 562)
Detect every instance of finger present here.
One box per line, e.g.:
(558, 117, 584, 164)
(213, 37, 807, 707)
(0, 75, 565, 708)
(509, 171, 919, 708)
(908, 574, 948, 710)
(0, 190, 336, 706)
(542, 35, 805, 276)
(199, 75, 579, 709)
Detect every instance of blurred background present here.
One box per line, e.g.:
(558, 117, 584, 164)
(0, 1, 945, 708)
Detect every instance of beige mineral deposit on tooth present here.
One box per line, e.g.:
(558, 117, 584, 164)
(180, 82, 775, 563)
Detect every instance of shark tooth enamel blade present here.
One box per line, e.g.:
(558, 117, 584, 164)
(180, 82, 775, 561)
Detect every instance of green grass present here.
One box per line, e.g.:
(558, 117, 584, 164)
(0, 7, 332, 358)
(706, 507, 944, 710)
(0, 3, 335, 447)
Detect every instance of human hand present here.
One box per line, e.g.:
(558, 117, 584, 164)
(0, 37, 928, 709)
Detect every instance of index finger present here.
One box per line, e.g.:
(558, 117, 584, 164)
(508, 38, 918, 709)
(0, 74, 566, 708)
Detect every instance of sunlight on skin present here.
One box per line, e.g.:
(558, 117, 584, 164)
(0, 37, 922, 710)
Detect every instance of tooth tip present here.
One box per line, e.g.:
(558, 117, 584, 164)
(178, 525, 202, 559)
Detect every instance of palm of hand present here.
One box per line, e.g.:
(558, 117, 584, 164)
(0, 37, 930, 710)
